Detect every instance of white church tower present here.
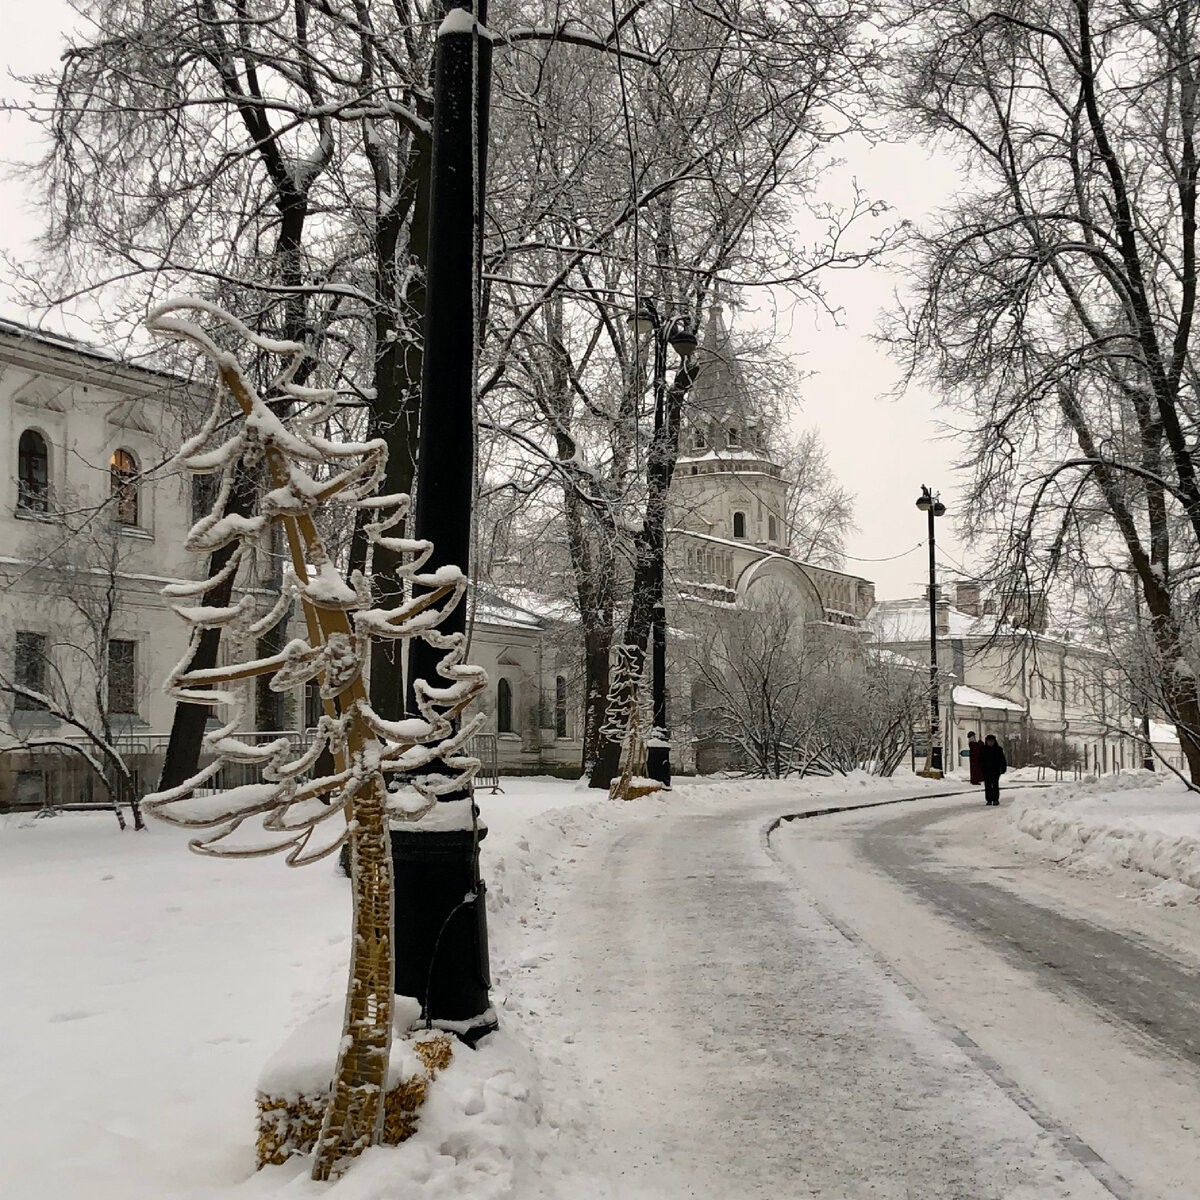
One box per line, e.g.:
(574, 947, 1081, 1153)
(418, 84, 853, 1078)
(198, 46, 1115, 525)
(670, 305, 791, 594)
(668, 305, 875, 625)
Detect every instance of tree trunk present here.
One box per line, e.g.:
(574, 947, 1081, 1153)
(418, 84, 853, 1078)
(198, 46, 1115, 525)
(1143, 583, 1200, 782)
(353, 97, 433, 720)
(581, 623, 611, 776)
(590, 358, 697, 790)
(156, 454, 259, 790)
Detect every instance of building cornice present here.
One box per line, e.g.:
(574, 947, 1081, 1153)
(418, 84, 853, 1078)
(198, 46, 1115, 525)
(0, 320, 198, 400)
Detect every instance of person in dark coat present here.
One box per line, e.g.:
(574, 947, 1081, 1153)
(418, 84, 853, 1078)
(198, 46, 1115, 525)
(980, 733, 1007, 805)
(967, 731, 983, 786)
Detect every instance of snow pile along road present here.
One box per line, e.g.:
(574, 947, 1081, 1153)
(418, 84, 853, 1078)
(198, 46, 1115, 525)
(1008, 771, 1200, 895)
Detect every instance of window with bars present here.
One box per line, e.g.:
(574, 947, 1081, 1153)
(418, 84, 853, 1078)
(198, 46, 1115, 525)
(107, 639, 137, 714)
(110, 448, 140, 526)
(14, 632, 48, 710)
(17, 430, 49, 513)
(497, 678, 513, 733)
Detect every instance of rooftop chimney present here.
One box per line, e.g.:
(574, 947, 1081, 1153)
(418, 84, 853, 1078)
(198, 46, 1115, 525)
(927, 585, 951, 635)
(936, 597, 951, 636)
(956, 581, 981, 618)
(856, 580, 876, 618)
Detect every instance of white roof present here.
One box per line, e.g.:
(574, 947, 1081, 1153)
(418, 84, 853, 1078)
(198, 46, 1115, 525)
(1149, 720, 1180, 745)
(870, 597, 1104, 654)
(676, 448, 778, 466)
(488, 585, 574, 622)
(869, 647, 924, 671)
(952, 684, 1025, 713)
(870, 598, 997, 641)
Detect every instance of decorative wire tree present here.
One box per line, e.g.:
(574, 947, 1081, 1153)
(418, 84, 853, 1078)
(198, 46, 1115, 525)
(142, 299, 485, 1181)
(602, 644, 660, 800)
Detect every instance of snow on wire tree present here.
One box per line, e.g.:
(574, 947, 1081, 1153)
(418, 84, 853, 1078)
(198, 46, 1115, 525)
(141, 299, 485, 1181)
(602, 644, 659, 800)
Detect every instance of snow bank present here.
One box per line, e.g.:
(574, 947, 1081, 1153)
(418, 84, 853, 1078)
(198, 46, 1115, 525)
(1007, 772, 1200, 896)
(0, 771, 959, 1200)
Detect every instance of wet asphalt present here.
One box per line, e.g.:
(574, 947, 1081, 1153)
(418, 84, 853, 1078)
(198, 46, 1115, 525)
(855, 800, 1200, 1067)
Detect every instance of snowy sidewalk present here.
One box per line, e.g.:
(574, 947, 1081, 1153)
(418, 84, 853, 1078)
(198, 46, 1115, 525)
(0, 775, 1115, 1199)
(508, 780, 1112, 1198)
(1003, 771, 1200, 901)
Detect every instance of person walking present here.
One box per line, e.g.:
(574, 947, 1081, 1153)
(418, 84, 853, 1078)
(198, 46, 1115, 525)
(967, 731, 983, 786)
(980, 733, 1007, 805)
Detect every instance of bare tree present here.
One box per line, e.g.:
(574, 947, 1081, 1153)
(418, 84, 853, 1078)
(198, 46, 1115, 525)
(0, 524, 147, 829)
(683, 586, 921, 778)
(780, 428, 856, 567)
(683, 584, 820, 778)
(802, 648, 925, 777)
(482, 0, 891, 784)
(886, 0, 1200, 781)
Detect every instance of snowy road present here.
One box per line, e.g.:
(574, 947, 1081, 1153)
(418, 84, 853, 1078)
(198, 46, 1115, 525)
(858, 801, 1200, 1066)
(774, 791, 1200, 1200)
(528, 788, 1115, 1199)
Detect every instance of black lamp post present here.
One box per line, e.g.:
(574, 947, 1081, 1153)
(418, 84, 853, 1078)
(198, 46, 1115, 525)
(393, 1, 495, 1043)
(631, 299, 697, 787)
(916, 485, 947, 776)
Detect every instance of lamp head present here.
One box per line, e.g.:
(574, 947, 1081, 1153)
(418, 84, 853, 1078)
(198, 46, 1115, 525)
(668, 322, 698, 358)
(915, 490, 932, 512)
(932, 500, 947, 518)
(629, 299, 658, 336)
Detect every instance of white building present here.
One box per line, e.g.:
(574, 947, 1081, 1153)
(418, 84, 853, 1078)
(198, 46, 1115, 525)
(668, 307, 876, 628)
(665, 308, 878, 771)
(0, 319, 206, 807)
(871, 584, 1144, 774)
(0, 321, 582, 811)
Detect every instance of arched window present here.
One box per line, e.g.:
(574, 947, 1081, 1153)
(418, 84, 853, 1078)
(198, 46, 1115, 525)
(728, 426, 740, 447)
(733, 511, 746, 539)
(497, 677, 513, 733)
(768, 515, 778, 542)
(110, 449, 140, 526)
(17, 430, 49, 513)
(555, 675, 568, 738)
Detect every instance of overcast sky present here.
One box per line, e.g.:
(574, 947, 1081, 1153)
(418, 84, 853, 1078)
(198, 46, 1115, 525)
(1, 5, 970, 601)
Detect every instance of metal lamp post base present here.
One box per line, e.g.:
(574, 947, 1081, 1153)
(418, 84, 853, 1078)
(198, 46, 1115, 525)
(390, 826, 495, 1044)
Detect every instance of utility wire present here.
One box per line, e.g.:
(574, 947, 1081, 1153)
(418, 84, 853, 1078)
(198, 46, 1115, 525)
(840, 540, 926, 564)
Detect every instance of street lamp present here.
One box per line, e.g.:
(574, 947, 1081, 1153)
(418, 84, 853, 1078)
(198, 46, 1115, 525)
(631, 298, 696, 787)
(916, 485, 947, 777)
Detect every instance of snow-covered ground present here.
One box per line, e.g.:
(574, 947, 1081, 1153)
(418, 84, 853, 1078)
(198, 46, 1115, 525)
(0, 771, 1133, 1198)
(998, 770, 1200, 900)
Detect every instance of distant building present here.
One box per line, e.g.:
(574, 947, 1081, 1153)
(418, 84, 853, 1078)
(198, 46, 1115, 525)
(666, 307, 877, 771)
(0, 320, 580, 812)
(668, 305, 875, 626)
(870, 583, 1143, 774)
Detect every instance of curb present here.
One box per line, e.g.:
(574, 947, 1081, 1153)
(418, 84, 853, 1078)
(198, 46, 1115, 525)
(764, 780, 1060, 841)
(764, 787, 977, 840)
